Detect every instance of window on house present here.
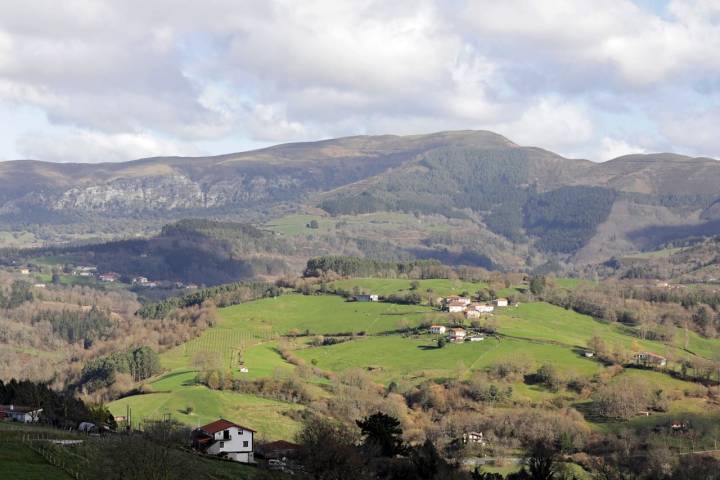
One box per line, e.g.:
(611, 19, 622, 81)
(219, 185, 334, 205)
(219, 441, 224, 448)
(223, 430, 230, 440)
(243, 441, 249, 447)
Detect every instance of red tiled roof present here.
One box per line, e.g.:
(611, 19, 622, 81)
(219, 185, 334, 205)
(262, 440, 301, 451)
(198, 418, 256, 434)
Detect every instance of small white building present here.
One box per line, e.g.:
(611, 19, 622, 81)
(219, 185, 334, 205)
(192, 419, 255, 463)
(468, 335, 485, 342)
(463, 431, 486, 445)
(449, 328, 466, 342)
(465, 309, 481, 319)
(493, 298, 509, 307)
(471, 303, 495, 313)
(19, 268, 30, 275)
(354, 294, 379, 302)
(98, 272, 119, 282)
(445, 296, 471, 307)
(447, 301, 467, 313)
(430, 325, 447, 334)
(634, 352, 667, 368)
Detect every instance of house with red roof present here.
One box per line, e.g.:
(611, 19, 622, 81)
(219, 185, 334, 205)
(191, 418, 255, 463)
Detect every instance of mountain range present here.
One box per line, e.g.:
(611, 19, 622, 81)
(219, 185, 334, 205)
(4, 130, 720, 271)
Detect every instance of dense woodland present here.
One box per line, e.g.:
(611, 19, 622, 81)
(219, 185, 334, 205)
(319, 147, 618, 254)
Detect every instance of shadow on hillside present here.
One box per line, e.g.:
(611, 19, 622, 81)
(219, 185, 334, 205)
(417, 345, 442, 351)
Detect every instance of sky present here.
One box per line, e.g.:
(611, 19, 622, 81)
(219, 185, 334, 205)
(1, 0, 720, 163)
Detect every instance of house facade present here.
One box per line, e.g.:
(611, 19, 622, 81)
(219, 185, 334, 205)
(447, 301, 466, 313)
(471, 303, 494, 313)
(449, 328, 466, 342)
(462, 431, 485, 445)
(430, 325, 447, 334)
(493, 298, 509, 307)
(192, 419, 255, 463)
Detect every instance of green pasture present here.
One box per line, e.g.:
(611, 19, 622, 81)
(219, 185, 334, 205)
(108, 386, 302, 441)
(0, 442, 71, 479)
(216, 294, 435, 335)
(294, 334, 602, 383)
(496, 302, 720, 363)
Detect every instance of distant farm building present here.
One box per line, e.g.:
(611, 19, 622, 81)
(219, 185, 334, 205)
(98, 272, 119, 282)
(444, 296, 471, 306)
(354, 294, 379, 302)
(449, 328, 466, 342)
(0, 405, 42, 423)
(493, 298, 509, 307)
(469, 303, 494, 313)
(462, 431, 485, 445)
(192, 418, 255, 463)
(468, 335, 485, 342)
(430, 325, 447, 334)
(447, 301, 467, 313)
(634, 352, 667, 367)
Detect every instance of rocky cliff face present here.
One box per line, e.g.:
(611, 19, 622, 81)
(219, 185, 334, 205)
(54, 174, 205, 211)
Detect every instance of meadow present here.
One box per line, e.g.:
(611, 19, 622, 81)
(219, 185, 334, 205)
(294, 334, 604, 383)
(109, 287, 719, 444)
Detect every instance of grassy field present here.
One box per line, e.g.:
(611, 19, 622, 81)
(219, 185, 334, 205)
(295, 334, 603, 383)
(214, 294, 436, 335)
(108, 383, 302, 441)
(0, 442, 71, 479)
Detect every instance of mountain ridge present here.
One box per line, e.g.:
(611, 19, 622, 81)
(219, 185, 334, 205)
(3, 130, 720, 270)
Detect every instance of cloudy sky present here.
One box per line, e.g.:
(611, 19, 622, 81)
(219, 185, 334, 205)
(0, 0, 719, 163)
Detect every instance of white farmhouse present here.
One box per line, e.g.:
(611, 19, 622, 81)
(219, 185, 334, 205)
(493, 298, 509, 307)
(448, 328, 467, 342)
(469, 303, 494, 314)
(430, 325, 447, 334)
(192, 418, 255, 463)
(0, 405, 42, 422)
(447, 301, 467, 313)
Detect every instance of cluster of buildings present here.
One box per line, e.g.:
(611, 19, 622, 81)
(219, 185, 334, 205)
(442, 295, 509, 318)
(430, 325, 485, 343)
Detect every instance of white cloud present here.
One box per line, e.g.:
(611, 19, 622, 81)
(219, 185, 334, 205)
(16, 130, 200, 163)
(598, 137, 647, 161)
(491, 97, 594, 153)
(0, 0, 718, 162)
